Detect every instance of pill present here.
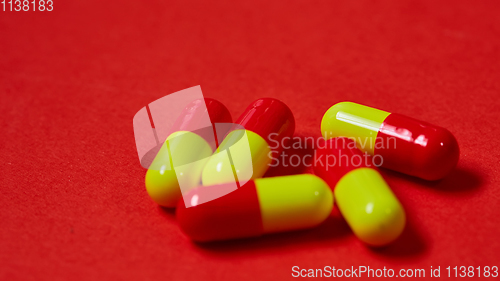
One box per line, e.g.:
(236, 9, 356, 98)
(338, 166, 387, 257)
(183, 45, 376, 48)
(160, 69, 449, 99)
(321, 102, 459, 180)
(314, 137, 405, 246)
(201, 98, 295, 186)
(177, 174, 333, 242)
(145, 98, 232, 207)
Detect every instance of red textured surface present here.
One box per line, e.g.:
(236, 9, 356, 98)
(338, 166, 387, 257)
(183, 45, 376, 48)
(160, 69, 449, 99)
(1, 0, 500, 280)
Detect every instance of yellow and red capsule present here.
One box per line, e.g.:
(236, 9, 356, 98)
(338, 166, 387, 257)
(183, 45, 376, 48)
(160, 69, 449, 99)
(145, 98, 232, 207)
(177, 174, 333, 241)
(202, 98, 295, 186)
(321, 102, 459, 180)
(314, 137, 405, 246)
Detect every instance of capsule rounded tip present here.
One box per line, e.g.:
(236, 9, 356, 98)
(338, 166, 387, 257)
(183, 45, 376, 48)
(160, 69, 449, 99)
(255, 174, 334, 233)
(201, 129, 270, 186)
(145, 168, 181, 207)
(354, 198, 406, 246)
(175, 188, 212, 242)
(334, 168, 406, 246)
(417, 128, 460, 181)
(321, 102, 390, 156)
(302, 174, 335, 227)
(237, 97, 295, 144)
(320, 102, 354, 136)
(201, 152, 235, 186)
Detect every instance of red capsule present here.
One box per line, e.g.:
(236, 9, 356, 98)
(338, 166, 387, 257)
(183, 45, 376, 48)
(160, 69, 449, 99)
(177, 174, 333, 242)
(321, 102, 459, 180)
(236, 98, 295, 148)
(177, 181, 263, 241)
(376, 113, 460, 181)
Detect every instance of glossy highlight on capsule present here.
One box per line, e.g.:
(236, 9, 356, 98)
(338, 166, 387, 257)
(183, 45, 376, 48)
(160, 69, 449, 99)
(177, 174, 333, 242)
(321, 102, 459, 180)
(145, 98, 232, 207)
(314, 137, 406, 246)
(201, 98, 295, 186)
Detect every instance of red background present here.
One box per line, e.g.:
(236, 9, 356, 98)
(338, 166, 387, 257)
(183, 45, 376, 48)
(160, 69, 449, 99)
(1, 1, 499, 280)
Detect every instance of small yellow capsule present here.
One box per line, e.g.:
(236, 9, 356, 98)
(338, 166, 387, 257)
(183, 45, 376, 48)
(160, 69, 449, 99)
(314, 137, 406, 246)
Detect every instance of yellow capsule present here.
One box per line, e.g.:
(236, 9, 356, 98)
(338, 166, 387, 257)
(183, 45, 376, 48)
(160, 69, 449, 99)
(146, 131, 213, 207)
(321, 102, 390, 155)
(255, 174, 334, 233)
(320, 101, 460, 180)
(201, 98, 295, 186)
(177, 174, 333, 241)
(314, 137, 406, 246)
(201, 130, 271, 186)
(336, 168, 405, 246)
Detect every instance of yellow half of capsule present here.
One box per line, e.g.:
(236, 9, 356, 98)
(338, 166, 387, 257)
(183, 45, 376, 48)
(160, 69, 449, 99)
(321, 102, 390, 155)
(146, 131, 213, 207)
(255, 174, 333, 233)
(334, 167, 405, 246)
(201, 129, 271, 186)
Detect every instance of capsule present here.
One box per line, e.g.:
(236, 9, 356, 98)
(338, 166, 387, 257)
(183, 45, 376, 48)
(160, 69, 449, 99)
(145, 98, 232, 207)
(201, 98, 295, 186)
(321, 102, 459, 180)
(177, 174, 333, 242)
(314, 137, 405, 246)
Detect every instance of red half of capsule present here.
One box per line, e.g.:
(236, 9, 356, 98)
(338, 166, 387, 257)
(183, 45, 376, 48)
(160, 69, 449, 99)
(376, 113, 460, 181)
(314, 138, 372, 188)
(170, 98, 232, 148)
(236, 98, 295, 148)
(176, 181, 263, 242)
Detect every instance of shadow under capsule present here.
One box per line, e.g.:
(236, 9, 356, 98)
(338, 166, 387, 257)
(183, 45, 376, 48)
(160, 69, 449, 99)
(380, 164, 484, 194)
(187, 210, 351, 254)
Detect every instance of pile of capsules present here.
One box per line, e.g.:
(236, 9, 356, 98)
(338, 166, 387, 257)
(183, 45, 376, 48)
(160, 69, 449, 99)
(145, 98, 459, 246)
